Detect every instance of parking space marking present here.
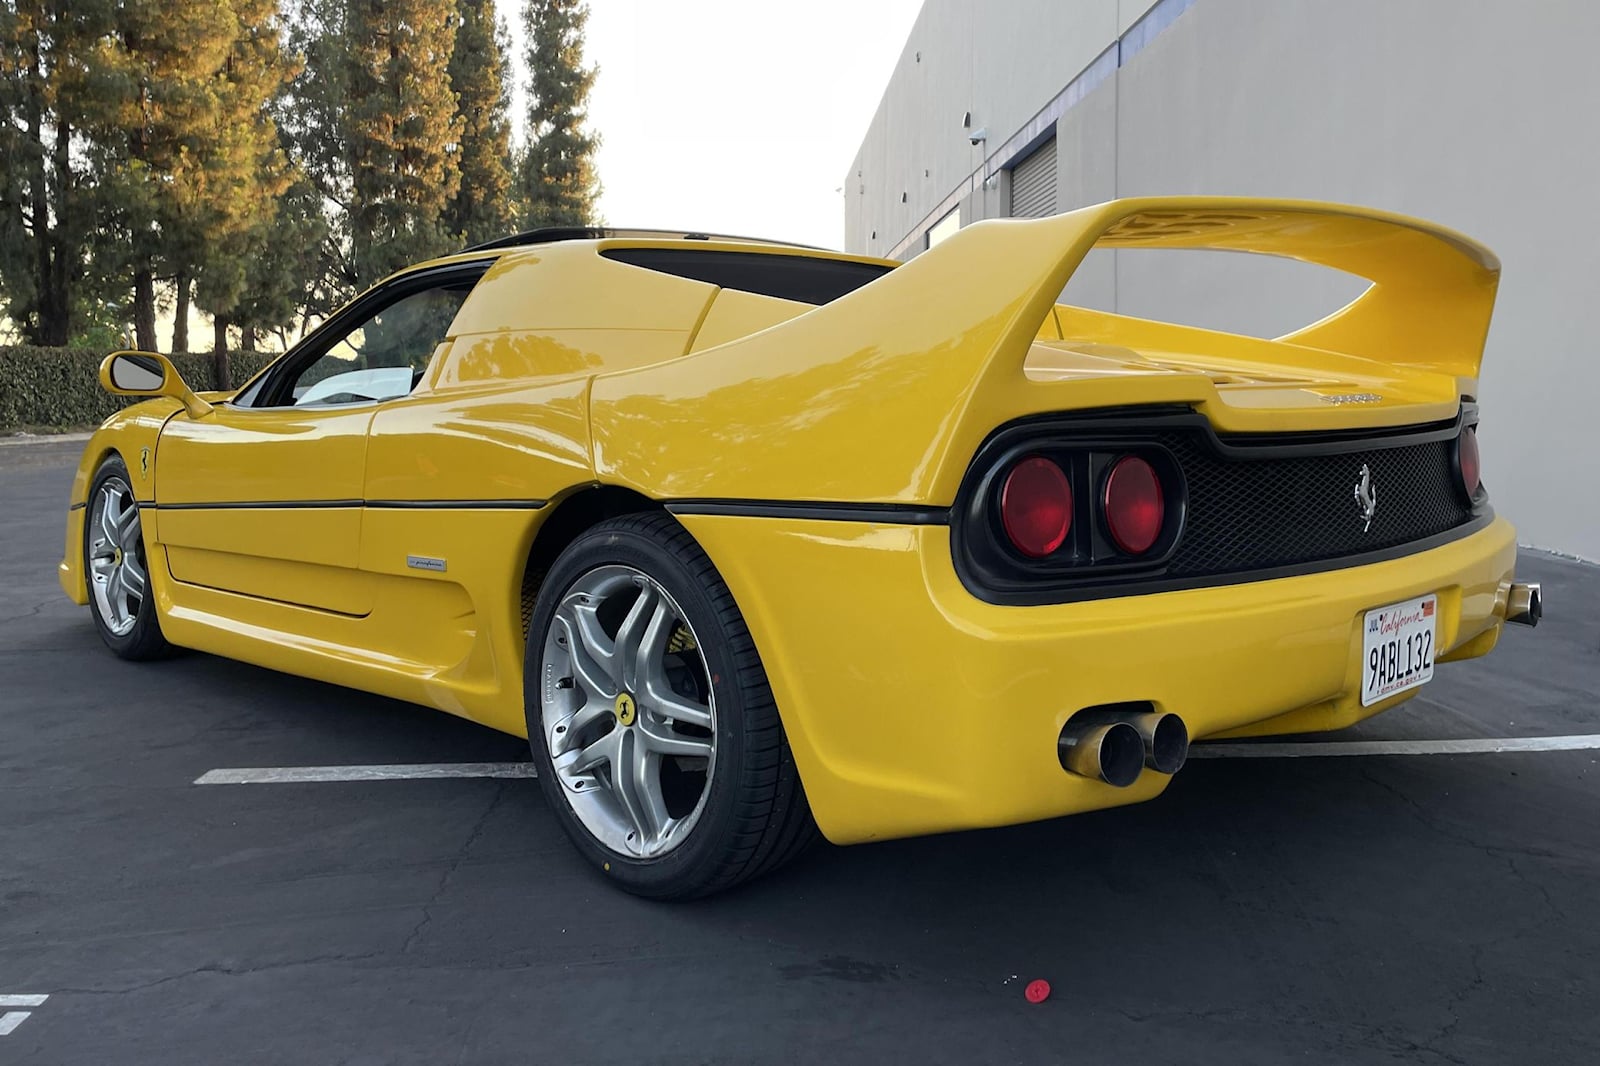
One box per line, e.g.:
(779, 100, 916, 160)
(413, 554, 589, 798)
(0, 995, 48, 1037)
(1192, 734, 1600, 759)
(194, 762, 537, 785)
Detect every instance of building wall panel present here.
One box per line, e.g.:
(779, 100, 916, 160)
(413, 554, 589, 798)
(848, 0, 1600, 557)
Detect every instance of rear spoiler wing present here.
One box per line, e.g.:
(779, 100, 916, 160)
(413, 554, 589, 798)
(1070, 197, 1500, 379)
(591, 197, 1500, 505)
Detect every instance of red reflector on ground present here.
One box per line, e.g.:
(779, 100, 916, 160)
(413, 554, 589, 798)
(1000, 457, 1073, 558)
(1103, 455, 1165, 555)
(1025, 979, 1051, 1003)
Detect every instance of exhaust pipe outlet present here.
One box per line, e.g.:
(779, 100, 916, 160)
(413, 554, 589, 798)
(1506, 582, 1541, 627)
(1074, 707, 1189, 775)
(1058, 721, 1145, 788)
(1126, 710, 1189, 775)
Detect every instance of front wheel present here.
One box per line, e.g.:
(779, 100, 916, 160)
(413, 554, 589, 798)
(524, 511, 817, 899)
(84, 455, 170, 660)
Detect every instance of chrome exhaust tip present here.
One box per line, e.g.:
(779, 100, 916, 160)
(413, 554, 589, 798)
(1506, 582, 1542, 627)
(1070, 705, 1190, 775)
(1127, 710, 1189, 775)
(1058, 721, 1145, 788)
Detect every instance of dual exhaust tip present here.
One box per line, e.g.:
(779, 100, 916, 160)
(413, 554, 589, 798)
(1058, 705, 1187, 788)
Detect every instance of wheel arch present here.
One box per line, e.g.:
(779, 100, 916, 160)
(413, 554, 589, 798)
(519, 484, 664, 637)
(518, 505, 820, 895)
(68, 398, 185, 508)
(62, 405, 176, 607)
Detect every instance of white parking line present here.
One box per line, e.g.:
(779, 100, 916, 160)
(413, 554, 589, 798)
(194, 763, 537, 785)
(0, 995, 48, 1037)
(191, 735, 1600, 786)
(1191, 734, 1600, 759)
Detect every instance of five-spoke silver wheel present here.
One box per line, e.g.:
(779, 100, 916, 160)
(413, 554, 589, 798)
(88, 476, 147, 638)
(538, 564, 717, 859)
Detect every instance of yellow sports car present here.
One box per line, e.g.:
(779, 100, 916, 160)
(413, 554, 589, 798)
(60, 198, 1541, 898)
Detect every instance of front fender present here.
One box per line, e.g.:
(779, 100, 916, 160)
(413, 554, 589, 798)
(59, 398, 184, 604)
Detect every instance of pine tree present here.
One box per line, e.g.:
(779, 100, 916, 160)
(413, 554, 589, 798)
(49, 0, 292, 353)
(278, 0, 353, 319)
(187, 0, 299, 382)
(517, 0, 599, 229)
(78, 0, 240, 350)
(282, 0, 465, 295)
(0, 0, 113, 345)
(343, 0, 463, 285)
(444, 0, 515, 246)
(226, 167, 328, 353)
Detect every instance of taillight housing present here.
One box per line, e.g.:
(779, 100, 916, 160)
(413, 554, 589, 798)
(1455, 426, 1481, 499)
(967, 441, 1185, 582)
(1000, 457, 1073, 558)
(1102, 455, 1165, 555)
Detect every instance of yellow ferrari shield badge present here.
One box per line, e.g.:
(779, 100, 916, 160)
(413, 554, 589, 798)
(614, 692, 637, 727)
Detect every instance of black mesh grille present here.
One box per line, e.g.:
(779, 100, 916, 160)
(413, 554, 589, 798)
(1160, 431, 1475, 577)
(951, 407, 1487, 605)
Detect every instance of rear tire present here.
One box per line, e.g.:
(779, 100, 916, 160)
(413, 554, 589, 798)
(84, 456, 170, 661)
(524, 511, 818, 899)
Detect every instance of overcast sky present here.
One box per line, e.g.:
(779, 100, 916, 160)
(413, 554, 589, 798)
(506, 1, 923, 249)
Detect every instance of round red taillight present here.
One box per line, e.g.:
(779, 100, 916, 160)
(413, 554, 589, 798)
(1102, 455, 1165, 555)
(1000, 457, 1073, 558)
(1458, 427, 1481, 498)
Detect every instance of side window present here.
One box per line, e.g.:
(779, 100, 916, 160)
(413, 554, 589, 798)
(279, 282, 474, 407)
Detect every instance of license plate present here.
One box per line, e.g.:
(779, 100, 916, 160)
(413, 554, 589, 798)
(1361, 594, 1437, 706)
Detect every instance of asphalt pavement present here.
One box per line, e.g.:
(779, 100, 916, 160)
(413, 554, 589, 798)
(2, 438, 1597, 1064)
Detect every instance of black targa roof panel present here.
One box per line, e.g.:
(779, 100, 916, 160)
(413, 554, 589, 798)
(600, 248, 893, 306)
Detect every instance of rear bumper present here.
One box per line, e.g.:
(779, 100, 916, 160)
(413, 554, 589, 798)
(680, 514, 1520, 845)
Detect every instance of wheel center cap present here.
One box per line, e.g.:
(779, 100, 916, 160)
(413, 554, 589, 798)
(112, 547, 123, 566)
(615, 692, 637, 727)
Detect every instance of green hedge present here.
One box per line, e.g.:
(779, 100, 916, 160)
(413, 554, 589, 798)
(0, 347, 279, 431)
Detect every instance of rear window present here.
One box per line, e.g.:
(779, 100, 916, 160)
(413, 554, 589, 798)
(601, 248, 891, 305)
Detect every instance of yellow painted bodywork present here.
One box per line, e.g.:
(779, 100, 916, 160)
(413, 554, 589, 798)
(59, 398, 184, 605)
(58, 198, 1525, 845)
(678, 514, 1516, 842)
(156, 404, 375, 614)
(589, 199, 1493, 502)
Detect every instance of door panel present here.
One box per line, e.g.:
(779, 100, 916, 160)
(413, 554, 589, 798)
(154, 263, 492, 619)
(355, 377, 596, 733)
(156, 406, 374, 508)
(155, 407, 375, 613)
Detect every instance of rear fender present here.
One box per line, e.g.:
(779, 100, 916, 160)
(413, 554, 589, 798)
(589, 197, 1498, 506)
(589, 209, 1104, 505)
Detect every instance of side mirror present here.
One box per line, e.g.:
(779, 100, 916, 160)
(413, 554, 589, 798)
(99, 351, 213, 419)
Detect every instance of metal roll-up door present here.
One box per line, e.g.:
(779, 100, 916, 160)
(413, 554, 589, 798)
(1009, 136, 1058, 218)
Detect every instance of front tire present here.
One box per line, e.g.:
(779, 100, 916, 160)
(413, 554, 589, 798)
(84, 456, 170, 660)
(524, 511, 817, 899)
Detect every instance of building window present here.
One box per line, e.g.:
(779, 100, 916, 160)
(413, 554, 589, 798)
(926, 206, 961, 250)
(1009, 136, 1058, 218)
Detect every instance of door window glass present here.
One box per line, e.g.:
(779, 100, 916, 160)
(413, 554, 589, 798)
(283, 283, 474, 406)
